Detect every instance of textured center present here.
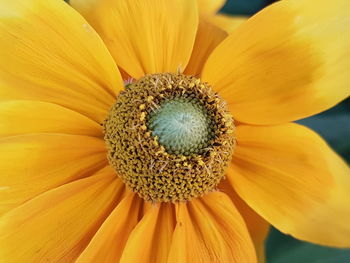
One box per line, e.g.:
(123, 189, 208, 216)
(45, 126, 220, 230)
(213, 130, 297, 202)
(148, 97, 214, 155)
(103, 73, 236, 202)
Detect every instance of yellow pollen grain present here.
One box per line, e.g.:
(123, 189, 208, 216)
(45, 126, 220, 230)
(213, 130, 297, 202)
(198, 159, 205, 166)
(140, 112, 146, 121)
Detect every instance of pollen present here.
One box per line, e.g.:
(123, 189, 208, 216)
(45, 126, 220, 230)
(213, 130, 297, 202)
(103, 73, 236, 202)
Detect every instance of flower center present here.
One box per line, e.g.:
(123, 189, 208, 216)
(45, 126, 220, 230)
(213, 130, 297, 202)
(103, 73, 236, 202)
(148, 97, 214, 155)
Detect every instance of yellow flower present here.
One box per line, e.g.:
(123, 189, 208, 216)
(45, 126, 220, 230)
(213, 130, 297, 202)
(0, 0, 349, 263)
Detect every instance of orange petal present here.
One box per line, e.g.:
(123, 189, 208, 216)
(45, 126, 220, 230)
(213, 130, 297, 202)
(71, 0, 198, 79)
(0, 168, 124, 263)
(0, 0, 123, 123)
(76, 193, 142, 263)
(0, 134, 108, 216)
(0, 100, 102, 138)
(202, 0, 350, 125)
(184, 19, 227, 77)
(168, 192, 257, 263)
(120, 203, 175, 263)
(231, 124, 350, 247)
(207, 14, 247, 33)
(220, 180, 269, 263)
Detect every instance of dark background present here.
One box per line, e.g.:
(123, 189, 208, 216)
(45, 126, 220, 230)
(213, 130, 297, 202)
(221, 1, 350, 262)
(222, 0, 276, 15)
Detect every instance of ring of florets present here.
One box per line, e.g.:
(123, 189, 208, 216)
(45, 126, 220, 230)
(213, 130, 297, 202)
(103, 73, 236, 202)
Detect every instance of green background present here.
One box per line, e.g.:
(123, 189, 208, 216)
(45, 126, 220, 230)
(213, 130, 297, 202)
(221, 1, 350, 262)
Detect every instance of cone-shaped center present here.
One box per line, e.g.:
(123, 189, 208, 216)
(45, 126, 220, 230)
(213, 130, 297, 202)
(148, 97, 214, 155)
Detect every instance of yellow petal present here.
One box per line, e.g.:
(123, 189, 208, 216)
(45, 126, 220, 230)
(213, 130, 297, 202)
(220, 180, 269, 263)
(231, 124, 350, 247)
(0, 168, 124, 263)
(202, 0, 350, 125)
(76, 193, 141, 263)
(120, 203, 175, 263)
(67, 0, 99, 17)
(0, 100, 102, 137)
(184, 19, 227, 77)
(168, 192, 257, 263)
(71, 0, 224, 21)
(70, 0, 198, 79)
(0, 0, 123, 123)
(0, 134, 108, 216)
(197, 0, 225, 16)
(207, 14, 247, 33)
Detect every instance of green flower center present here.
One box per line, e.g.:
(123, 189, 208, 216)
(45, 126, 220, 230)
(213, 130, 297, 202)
(148, 97, 214, 155)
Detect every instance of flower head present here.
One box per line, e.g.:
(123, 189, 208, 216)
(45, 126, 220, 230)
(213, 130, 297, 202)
(0, 0, 349, 262)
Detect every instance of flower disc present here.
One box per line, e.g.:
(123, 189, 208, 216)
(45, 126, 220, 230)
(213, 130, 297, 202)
(103, 73, 236, 202)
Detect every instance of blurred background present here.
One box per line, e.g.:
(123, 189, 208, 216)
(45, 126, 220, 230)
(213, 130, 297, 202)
(220, 1, 350, 262)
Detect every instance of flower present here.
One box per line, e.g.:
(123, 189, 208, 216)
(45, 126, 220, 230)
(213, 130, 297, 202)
(0, 0, 349, 263)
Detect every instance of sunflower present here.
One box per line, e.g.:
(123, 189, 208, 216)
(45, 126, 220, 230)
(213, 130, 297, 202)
(0, 0, 349, 262)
